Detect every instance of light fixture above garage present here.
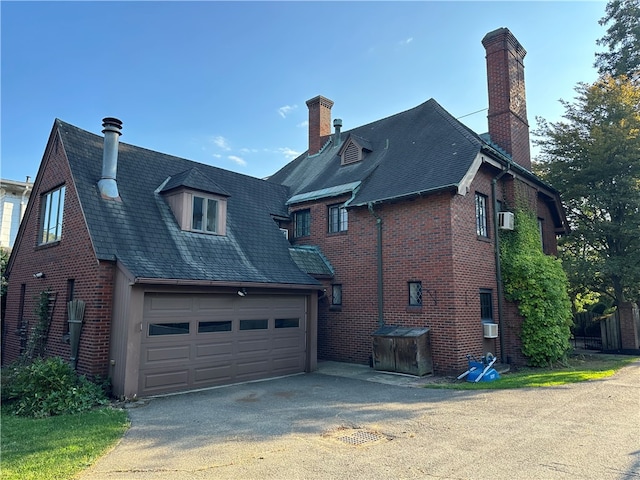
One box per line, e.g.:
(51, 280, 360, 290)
(237, 288, 247, 297)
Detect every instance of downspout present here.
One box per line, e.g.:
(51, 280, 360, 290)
(492, 163, 511, 364)
(368, 202, 384, 327)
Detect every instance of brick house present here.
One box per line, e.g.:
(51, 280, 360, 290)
(3, 27, 567, 397)
(269, 27, 567, 373)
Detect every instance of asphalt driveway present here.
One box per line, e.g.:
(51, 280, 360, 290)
(79, 360, 640, 480)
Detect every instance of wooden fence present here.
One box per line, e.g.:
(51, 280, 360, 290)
(572, 310, 622, 351)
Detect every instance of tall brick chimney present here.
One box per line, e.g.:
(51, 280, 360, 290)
(482, 28, 531, 170)
(306, 95, 334, 155)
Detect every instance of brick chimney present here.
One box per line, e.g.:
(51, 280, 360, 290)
(306, 95, 334, 155)
(482, 28, 531, 170)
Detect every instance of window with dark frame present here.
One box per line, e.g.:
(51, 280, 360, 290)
(331, 284, 342, 306)
(475, 193, 488, 237)
(294, 209, 310, 238)
(480, 290, 494, 322)
(40, 185, 66, 244)
(408, 281, 423, 306)
(328, 204, 348, 233)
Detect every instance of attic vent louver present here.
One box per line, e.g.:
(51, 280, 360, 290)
(342, 142, 360, 165)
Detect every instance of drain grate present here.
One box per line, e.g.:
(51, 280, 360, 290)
(335, 430, 387, 446)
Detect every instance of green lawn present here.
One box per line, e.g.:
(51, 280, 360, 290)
(425, 353, 638, 390)
(1, 407, 129, 480)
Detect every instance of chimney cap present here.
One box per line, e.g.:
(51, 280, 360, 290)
(102, 117, 123, 134)
(333, 118, 343, 128)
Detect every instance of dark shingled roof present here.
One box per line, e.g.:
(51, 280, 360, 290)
(289, 246, 334, 277)
(268, 98, 486, 206)
(56, 119, 319, 286)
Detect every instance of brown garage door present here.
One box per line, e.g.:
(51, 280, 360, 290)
(139, 293, 307, 395)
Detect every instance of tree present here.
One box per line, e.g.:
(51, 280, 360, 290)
(534, 75, 640, 306)
(595, 0, 640, 79)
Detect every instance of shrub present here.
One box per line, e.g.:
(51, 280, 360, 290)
(1, 357, 109, 418)
(501, 207, 573, 366)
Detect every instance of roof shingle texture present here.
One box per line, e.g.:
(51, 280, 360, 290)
(268, 98, 484, 206)
(57, 120, 318, 286)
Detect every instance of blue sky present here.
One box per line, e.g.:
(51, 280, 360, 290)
(2, 1, 607, 183)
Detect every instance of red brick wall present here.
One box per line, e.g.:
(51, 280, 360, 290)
(3, 131, 114, 378)
(292, 166, 561, 374)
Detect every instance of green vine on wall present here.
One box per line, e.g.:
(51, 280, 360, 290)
(22, 289, 53, 363)
(500, 207, 573, 366)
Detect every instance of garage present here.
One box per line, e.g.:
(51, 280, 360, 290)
(139, 293, 308, 395)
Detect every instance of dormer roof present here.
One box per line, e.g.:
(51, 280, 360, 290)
(160, 167, 231, 197)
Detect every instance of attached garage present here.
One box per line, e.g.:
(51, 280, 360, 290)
(139, 293, 308, 395)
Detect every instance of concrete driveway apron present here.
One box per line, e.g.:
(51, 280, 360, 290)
(79, 360, 640, 480)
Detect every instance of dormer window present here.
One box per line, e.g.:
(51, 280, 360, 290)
(192, 195, 219, 233)
(160, 168, 230, 236)
(338, 134, 372, 166)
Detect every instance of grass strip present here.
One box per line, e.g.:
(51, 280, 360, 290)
(1, 407, 129, 480)
(425, 354, 638, 390)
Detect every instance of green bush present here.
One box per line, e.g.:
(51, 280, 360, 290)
(501, 207, 573, 366)
(1, 357, 109, 418)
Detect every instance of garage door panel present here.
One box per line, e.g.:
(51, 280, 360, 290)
(272, 355, 304, 372)
(235, 359, 270, 377)
(237, 337, 271, 354)
(145, 345, 191, 363)
(140, 293, 307, 395)
(144, 369, 189, 390)
(194, 364, 234, 383)
(195, 341, 234, 358)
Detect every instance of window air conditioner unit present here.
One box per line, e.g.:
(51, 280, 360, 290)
(498, 211, 515, 230)
(483, 323, 499, 338)
(280, 228, 289, 240)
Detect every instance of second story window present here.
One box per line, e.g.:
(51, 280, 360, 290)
(294, 209, 310, 238)
(475, 193, 488, 238)
(328, 204, 348, 233)
(192, 196, 218, 233)
(40, 185, 66, 245)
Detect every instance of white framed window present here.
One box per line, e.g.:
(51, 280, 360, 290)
(328, 204, 348, 233)
(475, 193, 488, 237)
(191, 195, 219, 234)
(39, 185, 65, 244)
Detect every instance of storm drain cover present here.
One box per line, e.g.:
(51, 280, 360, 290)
(332, 429, 387, 446)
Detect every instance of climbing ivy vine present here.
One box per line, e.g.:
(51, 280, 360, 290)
(500, 207, 573, 366)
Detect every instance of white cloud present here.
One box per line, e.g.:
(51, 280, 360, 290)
(228, 155, 247, 167)
(278, 147, 301, 160)
(399, 37, 413, 46)
(297, 120, 308, 128)
(240, 147, 258, 154)
(212, 153, 222, 159)
(278, 104, 297, 118)
(211, 135, 231, 151)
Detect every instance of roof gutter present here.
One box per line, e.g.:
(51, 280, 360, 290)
(131, 278, 319, 289)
